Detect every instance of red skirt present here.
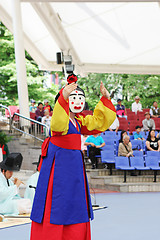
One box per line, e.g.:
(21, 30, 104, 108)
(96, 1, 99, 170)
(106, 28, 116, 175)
(30, 160, 91, 240)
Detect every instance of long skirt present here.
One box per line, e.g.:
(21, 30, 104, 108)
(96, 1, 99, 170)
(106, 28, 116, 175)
(30, 160, 91, 240)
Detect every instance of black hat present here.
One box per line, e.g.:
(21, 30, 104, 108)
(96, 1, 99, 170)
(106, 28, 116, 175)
(135, 125, 141, 129)
(0, 153, 23, 171)
(117, 99, 122, 102)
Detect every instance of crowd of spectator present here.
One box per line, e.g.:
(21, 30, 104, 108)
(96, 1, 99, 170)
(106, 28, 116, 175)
(83, 98, 160, 169)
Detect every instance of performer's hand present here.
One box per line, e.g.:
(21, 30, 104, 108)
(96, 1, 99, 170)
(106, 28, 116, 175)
(63, 82, 77, 100)
(100, 81, 110, 99)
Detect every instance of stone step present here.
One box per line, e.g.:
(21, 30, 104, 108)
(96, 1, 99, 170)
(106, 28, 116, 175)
(89, 182, 160, 193)
(90, 175, 160, 185)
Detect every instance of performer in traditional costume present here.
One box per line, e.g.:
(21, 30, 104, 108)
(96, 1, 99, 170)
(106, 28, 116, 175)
(30, 74, 116, 240)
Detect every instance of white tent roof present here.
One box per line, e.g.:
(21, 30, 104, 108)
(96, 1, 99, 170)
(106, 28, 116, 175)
(1, 1, 160, 75)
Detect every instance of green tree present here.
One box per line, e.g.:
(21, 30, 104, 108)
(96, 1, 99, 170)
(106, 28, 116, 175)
(0, 22, 59, 107)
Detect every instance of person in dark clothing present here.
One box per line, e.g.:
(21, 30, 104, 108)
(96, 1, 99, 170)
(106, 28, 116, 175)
(35, 102, 44, 122)
(119, 130, 127, 143)
(146, 130, 160, 151)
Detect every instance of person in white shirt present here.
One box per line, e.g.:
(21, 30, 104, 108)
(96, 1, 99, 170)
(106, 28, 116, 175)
(109, 117, 119, 132)
(0, 153, 31, 216)
(132, 96, 142, 114)
(42, 109, 52, 127)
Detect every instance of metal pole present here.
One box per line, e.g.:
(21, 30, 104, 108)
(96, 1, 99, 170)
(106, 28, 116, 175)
(11, 0, 30, 125)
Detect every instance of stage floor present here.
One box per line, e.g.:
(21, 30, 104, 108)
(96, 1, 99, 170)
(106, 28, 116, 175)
(0, 192, 160, 240)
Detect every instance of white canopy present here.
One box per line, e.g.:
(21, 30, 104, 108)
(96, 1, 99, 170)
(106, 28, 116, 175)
(1, 0, 160, 75)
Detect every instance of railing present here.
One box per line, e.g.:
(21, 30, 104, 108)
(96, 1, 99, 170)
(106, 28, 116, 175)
(12, 113, 50, 142)
(0, 104, 49, 142)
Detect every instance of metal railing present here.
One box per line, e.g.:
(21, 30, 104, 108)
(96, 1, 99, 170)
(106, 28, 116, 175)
(12, 112, 50, 142)
(0, 104, 49, 142)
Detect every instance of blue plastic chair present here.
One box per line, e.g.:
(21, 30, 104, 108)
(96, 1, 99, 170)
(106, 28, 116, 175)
(146, 151, 160, 158)
(131, 140, 143, 150)
(101, 150, 115, 175)
(104, 131, 116, 139)
(133, 151, 144, 157)
(145, 156, 160, 182)
(115, 157, 135, 182)
(103, 144, 115, 152)
(130, 157, 149, 170)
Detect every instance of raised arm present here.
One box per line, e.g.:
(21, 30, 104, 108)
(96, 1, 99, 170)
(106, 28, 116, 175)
(50, 83, 77, 135)
(77, 82, 116, 135)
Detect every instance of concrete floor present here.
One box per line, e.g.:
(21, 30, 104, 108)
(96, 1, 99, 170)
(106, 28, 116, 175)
(1, 192, 160, 240)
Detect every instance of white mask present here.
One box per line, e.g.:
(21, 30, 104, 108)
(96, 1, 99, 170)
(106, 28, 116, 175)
(69, 89, 85, 113)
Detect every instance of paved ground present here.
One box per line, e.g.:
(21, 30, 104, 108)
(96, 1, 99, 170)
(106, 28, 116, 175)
(1, 192, 160, 240)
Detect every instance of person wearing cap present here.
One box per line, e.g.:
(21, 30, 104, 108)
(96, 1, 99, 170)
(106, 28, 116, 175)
(142, 112, 155, 131)
(30, 74, 116, 240)
(134, 126, 145, 140)
(44, 99, 53, 114)
(24, 156, 40, 205)
(29, 99, 37, 113)
(116, 99, 127, 119)
(0, 153, 31, 216)
(149, 101, 160, 118)
(131, 96, 142, 114)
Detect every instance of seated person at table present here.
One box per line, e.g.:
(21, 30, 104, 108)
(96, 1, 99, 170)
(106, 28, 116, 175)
(150, 101, 160, 118)
(118, 135, 133, 157)
(134, 126, 145, 140)
(146, 130, 160, 152)
(109, 116, 119, 132)
(0, 153, 31, 215)
(116, 99, 127, 119)
(84, 134, 105, 169)
(142, 112, 155, 131)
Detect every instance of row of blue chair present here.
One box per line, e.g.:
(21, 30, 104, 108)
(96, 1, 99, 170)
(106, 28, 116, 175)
(115, 156, 160, 182)
(101, 150, 160, 176)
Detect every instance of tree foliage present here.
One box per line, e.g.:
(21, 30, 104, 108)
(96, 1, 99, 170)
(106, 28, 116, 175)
(0, 22, 59, 107)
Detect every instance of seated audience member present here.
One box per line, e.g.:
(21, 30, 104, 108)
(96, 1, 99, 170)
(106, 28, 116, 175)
(149, 101, 160, 118)
(146, 130, 160, 152)
(142, 112, 155, 131)
(84, 134, 105, 169)
(42, 109, 52, 127)
(24, 157, 40, 205)
(118, 135, 133, 157)
(119, 130, 127, 143)
(0, 153, 31, 215)
(134, 126, 145, 140)
(109, 116, 119, 132)
(131, 96, 142, 114)
(35, 102, 44, 122)
(29, 99, 37, 113)
(116, 99, 127, 119)
(44, 99, 53, 114)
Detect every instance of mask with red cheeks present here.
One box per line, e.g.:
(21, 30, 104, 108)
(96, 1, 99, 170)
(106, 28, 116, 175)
(69, 89, 85, 113)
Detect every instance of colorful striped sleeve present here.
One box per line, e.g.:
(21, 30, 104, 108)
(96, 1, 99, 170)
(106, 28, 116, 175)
(76, 96, 116, 135)
(50, 93, 69, 135)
